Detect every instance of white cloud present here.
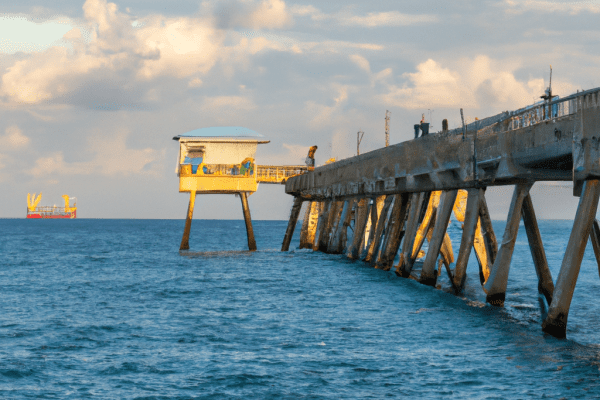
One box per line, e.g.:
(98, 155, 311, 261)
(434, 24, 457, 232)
(28, 132, 162, 177)
(380, 56, 551, 111)
(291, 6, 437, 27)
(0, 125, 30, 150)
(247, 0, 292, 29)
(337, 11, 438, 27)
(0, 15, 75, 54)
(503, 0, 600, 14)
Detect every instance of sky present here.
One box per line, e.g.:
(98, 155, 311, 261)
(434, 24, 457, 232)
(0, 0, 598, 220)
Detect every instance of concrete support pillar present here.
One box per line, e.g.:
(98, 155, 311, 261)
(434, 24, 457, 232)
(420, 190, 458, 286)
(320, 200, 343, 252)
(179, 190, 197, 250)
(314, 201, 331, 251)
(375, 193, 411, 271)
(361, 196, 385, 260)
(329, 199, 355, 254)
(589, 219, 600, 279)
(240, 192, 257, 251)
(521, 192, 554, 312)
(483, 183, 533, 305)
(366, 196, 394, 264)
(299, 201, 319, 249)
(412, 191, 440, 260)
(281, 196, 304, 251)
(396, 192, 425, 277)
(453, 188, 483, 292)
(543, 180, 600, 338)
(478, 194, 498, 284)
(347, 199, 370, 259)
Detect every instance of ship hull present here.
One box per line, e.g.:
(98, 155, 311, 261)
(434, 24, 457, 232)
(26, 210, 76, 219)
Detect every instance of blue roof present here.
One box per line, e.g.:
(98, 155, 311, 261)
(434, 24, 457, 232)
(173, 126, 265, 140)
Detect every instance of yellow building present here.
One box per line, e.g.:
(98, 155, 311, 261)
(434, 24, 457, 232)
(173, 127, 270, 251)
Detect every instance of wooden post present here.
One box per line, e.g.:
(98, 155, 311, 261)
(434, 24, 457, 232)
(179, 190, 197, 250)
(590, 219, 600, 279)
(453, 188, 483, 292)
(347, 198, 370, 259)
(240, 192, 257, 251)
(300, 201, 319, 249)
(483, 183, 532, 305)
(366, 196, 394, 264)
(420, 190, 458, 286)
(521, 192, 554, 310)
(543, 180, 600, 338)
(396, 192, 425, 277)
(376, 193, 411, 270)
(282, 197, 304, 251)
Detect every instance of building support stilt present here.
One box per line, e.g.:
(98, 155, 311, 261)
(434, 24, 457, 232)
(282, 196, 304, 251)
(453, 188, 483, 292)
(420, 190, 458, 286)
(240, 191, 257, 251)
(543, 179, 600, 338)
(483, 183, 532, 305)
(521, 192, 554, 313)
(180, 190, 197, 251)
(347, 199, 370, 259)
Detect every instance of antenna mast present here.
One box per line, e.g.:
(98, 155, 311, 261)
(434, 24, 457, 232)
(357, 130, 365, 155)
(385, 110, 390, 147)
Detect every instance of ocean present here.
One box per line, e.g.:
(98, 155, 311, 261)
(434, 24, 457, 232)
(1, 218, 600, 399)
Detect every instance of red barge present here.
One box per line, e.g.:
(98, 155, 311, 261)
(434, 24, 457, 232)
(26, 193, 77, 219)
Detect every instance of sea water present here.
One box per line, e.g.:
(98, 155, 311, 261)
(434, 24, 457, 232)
(1, 218, 600, 399)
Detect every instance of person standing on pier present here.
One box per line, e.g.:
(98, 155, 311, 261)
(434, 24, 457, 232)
(306, 145, 318, 171)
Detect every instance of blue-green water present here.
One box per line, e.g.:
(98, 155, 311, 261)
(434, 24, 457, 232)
(1, 219, 600, 399)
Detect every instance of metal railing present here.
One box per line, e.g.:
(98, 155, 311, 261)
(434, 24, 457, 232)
(256, 165, 309, 184)
(28, 206, 75, 215)
(441, 87, 600, 136)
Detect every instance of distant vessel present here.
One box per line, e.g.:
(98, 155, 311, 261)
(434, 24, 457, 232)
(26, 193, 77, 219)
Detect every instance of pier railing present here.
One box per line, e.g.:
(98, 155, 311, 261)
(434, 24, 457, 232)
(256, 165, 308, 184)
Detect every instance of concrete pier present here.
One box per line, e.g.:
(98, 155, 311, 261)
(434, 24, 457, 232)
(281, 87, 600, 338)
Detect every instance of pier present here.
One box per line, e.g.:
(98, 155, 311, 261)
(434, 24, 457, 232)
(281, 87, 600, 339)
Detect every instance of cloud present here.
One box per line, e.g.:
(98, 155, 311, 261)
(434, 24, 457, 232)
(337, 11, 438, 27)
(0, 125, 30, 150)
(503, 0, 600, 14)
(28, 131, 162, 177)
(380, 56, 548, 111)
(215, 0, 293, 30)
(0, 15, 75, 54)
(290, 6, 437, 27)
